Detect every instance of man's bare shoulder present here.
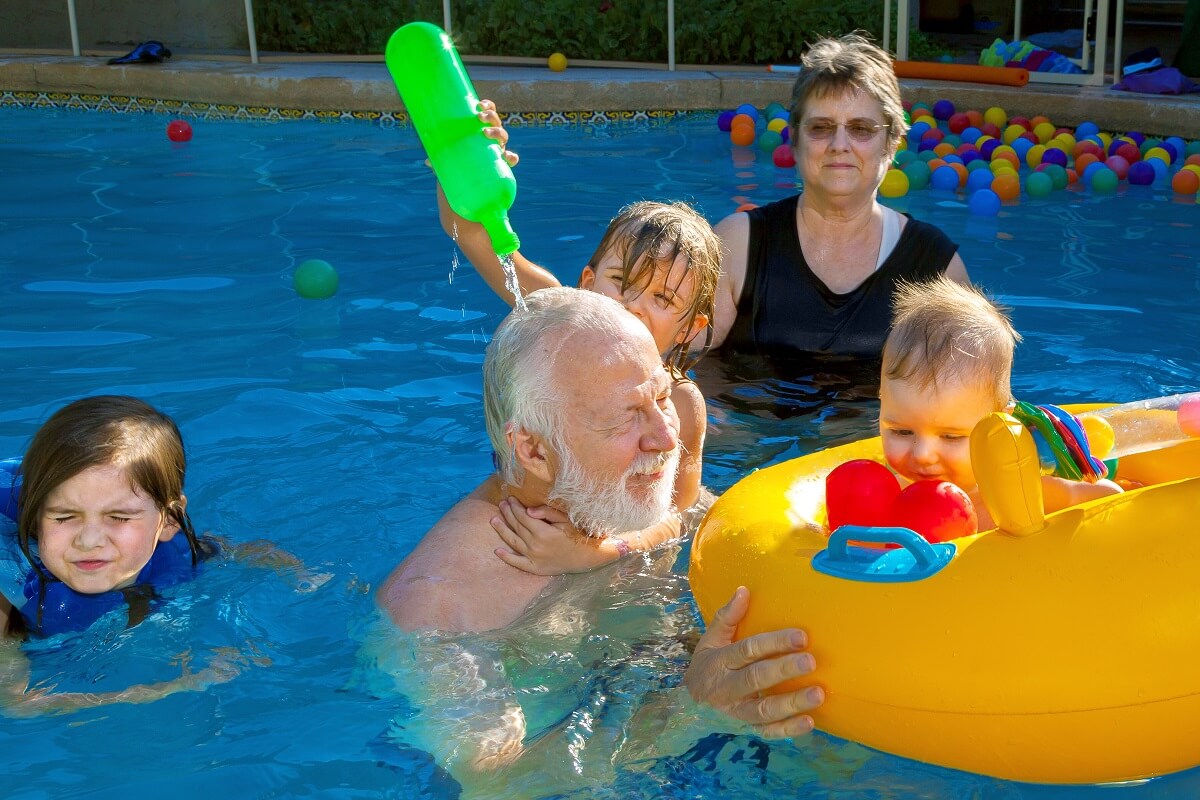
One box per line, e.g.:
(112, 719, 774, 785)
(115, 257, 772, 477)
(377, 479, 551, 633)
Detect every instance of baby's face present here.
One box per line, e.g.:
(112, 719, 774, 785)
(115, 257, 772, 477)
(879, 375, 999, 492)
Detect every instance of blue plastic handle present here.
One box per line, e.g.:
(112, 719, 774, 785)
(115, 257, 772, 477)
(826, 525, 939, 566)
(812, 525, 956, 583)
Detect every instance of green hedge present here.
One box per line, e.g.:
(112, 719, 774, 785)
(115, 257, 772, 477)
(252, 0, 945, 63)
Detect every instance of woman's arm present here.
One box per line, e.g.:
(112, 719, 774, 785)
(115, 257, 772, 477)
(710, 211, 751, 349)
(945, 252, 971, 285)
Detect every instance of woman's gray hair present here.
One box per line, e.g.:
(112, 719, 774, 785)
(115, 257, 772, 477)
(483, 287, 632, 485)
(788, 32, 909, 153)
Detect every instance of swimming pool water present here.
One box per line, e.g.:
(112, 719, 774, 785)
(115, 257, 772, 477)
(0, 106, 1197, 799)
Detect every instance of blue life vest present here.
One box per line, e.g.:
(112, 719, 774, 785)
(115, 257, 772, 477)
(1, 458, 203, 637)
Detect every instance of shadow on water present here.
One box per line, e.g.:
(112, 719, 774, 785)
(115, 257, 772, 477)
(693, 351, 883, 491)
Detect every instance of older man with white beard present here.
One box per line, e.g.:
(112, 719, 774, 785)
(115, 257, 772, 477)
(378, 288, 822, 774)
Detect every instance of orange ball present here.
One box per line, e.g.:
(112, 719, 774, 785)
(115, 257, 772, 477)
(949, 162, 969, 186)
(1074, 152, 1100, 174)
(965, 109, 984, 128)
(1029, 115, 1051, 129)
(992, 172, 1020, 202)
(1186, 154, 1200, 168)
(933, 142, 956, 157)
(730, 124, 756, 147)
(992, 150, 1021, 170)
(1066, 168, 1079, 185)
(1171, 169, 1200, 195)
(731, 113, 755, 130)
(927, 158, 947, 172)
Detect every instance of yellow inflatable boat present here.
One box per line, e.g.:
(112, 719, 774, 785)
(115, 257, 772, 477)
(690, 398, 1200, 784)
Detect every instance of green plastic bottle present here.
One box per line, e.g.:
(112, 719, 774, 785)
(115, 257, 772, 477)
(386, 22, 520, 256)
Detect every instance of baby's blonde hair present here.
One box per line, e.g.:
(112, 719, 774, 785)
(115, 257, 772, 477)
(883, 277, 1021, 409)
(586, 200, 721, 375)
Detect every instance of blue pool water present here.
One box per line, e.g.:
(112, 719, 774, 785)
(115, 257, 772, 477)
(0, 105, 1198, 799)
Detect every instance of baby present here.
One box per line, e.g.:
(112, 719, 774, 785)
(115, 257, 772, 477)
(879, 276, 1122, 530)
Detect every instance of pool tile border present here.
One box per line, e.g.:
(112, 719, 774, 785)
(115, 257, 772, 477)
(0, 90, 689, 126)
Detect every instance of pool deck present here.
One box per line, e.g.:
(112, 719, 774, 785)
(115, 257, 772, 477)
(2, 53, 1199, 137)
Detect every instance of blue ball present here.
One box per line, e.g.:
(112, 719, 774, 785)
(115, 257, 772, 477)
(961, 126, 982, 144)
(966, 168, 995, 193)
(933, 99, 955, 120)
(1149, 158, 1169, 183)
(968, 189, 1001, 216)
(1081, 160, 1109, 185)
(1076, 121, 1100, 138)
(1011, 138, 1034, 160)
(918, 138, 939, 153)
(1127, 161, 1156, 185)
(931, 165, 960, 191)
(909, 120, 932, 140)
(1126, 130, 1146, 145)
(735, 103, 759, 121)
(941, 153, 964, 164)
(717, 110, 736, 132)
(1165, 136, 1186, 159)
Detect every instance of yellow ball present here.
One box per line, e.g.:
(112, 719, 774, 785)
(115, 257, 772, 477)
(1026, 144, 1046, 168)
(548, 52, 568, 72)
(983, 106, 1007, 129)
(1145, 147, 1172, 165)
(1081, 416, 1115, 460)
(767, 118, 788, 133)
(1033, 122, 1057, 144)
(879, 168, 910, 198)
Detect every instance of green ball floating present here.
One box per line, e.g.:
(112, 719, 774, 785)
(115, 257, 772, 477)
(293, 259, 339, 299)
(1090, 168, 1119, 194)
(1025, 171, 1053, 197)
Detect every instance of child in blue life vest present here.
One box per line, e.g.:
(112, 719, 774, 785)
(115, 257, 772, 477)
(0, 396, 257, 713)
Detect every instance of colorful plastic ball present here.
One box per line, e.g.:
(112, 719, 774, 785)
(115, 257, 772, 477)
(293, 259, 339, 299)
(980, 122, 1003, 140)
(1125, 131, 1146, 146)
(893, 150, 916, 167)
(166, 119, 193, 142)
(1144, 146, 1172, 165)
(1115, 142, 1141, 163)
(1186, 141, 1200, 158)
(1165, 136, 1187, 158)
(983, 106, 1007, 129)
(717, 110, 736, 131)
(1149, 158, 1169, 183)
(764, 102, 787, 118)
(902, 160, 932, 190)
(979, 139, 1000, 160)
(1127, 161, 1156, 185)
(933, 99, 956, 120)
(966, 168, 995, 194)
(779, 126, 790, 144)
(1104, 155, 1130, 180)
(825, 459, 902, 531)
(1041, 146, 1069, 168)
(948, 113, 970, 134)
(1025, 171, 1053, 197)
(730, 124, 756, 147)
(1159, 142, 1180, 163)
(879, 168, 911, 198)
(931, 142, 954, 157)
(548, 52, 568, 71)
(991, 173, 1020, 202)
(908, 120, 932, 140)
(1074, 152, 1100, 174)
(1002, 124, 1026, 145)
(1185, 164, 1200, 179)
(960, 126, 982, 144)
(892, 480, 978, 543)
(1185, 154, 1200, 168)
(1081, 416, 1116, 459)
(766, 117, 788, 134)
(1040, 163, 1068, 190)
(1140, 138, 1163, 156)
(731, 112, 756, 131)
(930, 165, 960, 191)
(1172, 169, 1200, 195)
(917, 150, 938, 162)
(1081, 161, 1109, 185)
(1178, 396, 1200, 438)
(735, 103, 759, 120)
(968, 188, 1002, 216)
(960, 149, 982, 166)
(922, 127, 946, 144)
(758, 129, 783, 152)
(1011, 137, 1034, 160)
(1090, 167, 1118, 193)
(966, 158, 992, 173)
(1009, 115, 1031, 131)
(918, 138, 940, 153)
(772, 144, 796, 168)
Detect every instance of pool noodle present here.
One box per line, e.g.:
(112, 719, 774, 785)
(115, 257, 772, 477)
(767, 62, 1030, 87)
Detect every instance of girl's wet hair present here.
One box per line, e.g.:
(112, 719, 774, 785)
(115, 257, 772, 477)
(17, 395, 201, 578)
(585, 200, 721, 376)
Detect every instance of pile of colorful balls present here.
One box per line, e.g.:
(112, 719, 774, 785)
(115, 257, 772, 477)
(717, 98, 1200, 215)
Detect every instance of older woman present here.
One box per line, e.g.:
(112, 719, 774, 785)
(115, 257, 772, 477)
(711, 33, 970, 358)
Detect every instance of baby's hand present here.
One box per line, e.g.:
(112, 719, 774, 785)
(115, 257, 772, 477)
(491, 497, 611, 575)
(478, 99, 519, 168)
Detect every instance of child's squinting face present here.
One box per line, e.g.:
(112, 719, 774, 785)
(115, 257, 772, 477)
(879, 375, 999, 492)
(580, 251, 707, 356)
(38, 464, 178, 594)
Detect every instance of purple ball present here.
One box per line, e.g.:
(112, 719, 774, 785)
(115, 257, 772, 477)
(979, 139, 1000, 160)
(918, 138, 939, 153)
(1040, 147, 1068, 168)
(1125, 130, 1146, 145)
(1108, 139, 1126, 156)
(933, 99, 955, 120)
(717, 110, 736, 132)
(1159, 142, 1179, 163)
(961, 149, 981, 165)
(779, 126, 790, 144)
(1127, 160, 1156, 185)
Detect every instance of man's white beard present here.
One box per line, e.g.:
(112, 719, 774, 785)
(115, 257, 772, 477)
(548, 443, 679, 537)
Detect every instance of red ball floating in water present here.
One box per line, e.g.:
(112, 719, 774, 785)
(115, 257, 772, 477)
(891, 480, 978, 544)
(772, 144, 796, 168)
(167, 119, 193, 142)
(825, 459, 902, 531)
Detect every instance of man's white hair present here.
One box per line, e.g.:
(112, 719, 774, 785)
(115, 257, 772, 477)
(483, 287, 635, 485)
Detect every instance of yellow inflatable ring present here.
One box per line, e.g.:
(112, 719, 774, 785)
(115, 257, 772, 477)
(690, 402, 1200, 784)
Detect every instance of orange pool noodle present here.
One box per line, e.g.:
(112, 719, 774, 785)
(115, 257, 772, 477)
(893, 61, 1030, 87)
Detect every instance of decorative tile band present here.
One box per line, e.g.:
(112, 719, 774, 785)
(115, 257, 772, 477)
(0, 90, 691, 126)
